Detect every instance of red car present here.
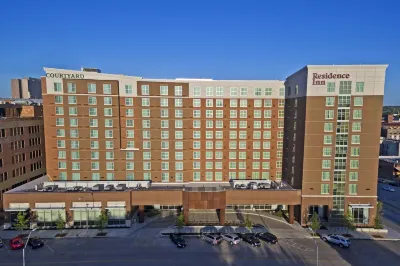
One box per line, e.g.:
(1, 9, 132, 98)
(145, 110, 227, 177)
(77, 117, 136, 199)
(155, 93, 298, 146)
(10, 237, 24, 250)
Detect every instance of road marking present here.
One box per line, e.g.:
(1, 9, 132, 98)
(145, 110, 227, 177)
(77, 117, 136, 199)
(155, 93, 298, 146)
(45, 243, 54, 253)
(280, 239, 314, 251)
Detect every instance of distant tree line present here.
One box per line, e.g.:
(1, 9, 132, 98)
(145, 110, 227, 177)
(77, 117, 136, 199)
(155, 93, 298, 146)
(383, 106, 400, 115)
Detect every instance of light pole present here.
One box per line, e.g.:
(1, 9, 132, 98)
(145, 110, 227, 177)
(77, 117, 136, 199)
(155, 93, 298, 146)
(313, 237, 319, 266)
(23, 227, 37, 266)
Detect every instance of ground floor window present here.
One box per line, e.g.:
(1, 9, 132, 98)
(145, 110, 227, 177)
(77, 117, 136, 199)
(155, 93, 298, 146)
(350, 207, 369, 225)
(37, 210, 65, 227)
(108, 209, 126, 225)
(73, 210, 101, 226)
(159, 205, 181, 210)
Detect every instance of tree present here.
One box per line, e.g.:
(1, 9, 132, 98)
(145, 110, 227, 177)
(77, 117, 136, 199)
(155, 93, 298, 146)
(96, 210, 109, 233)
(374, 201, 384, 229)
(175, 212, 185, 233)
(55, 213, 66, 234)
(244, 214, 253, 229)
(310, 212, 321, 236)
(13, 212, 29, 233)
(344, 210, 356, 235)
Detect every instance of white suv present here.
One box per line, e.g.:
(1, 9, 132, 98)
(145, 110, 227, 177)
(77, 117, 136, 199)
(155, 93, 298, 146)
(321, 234, 351, 248)
(222, 234, 241, 245)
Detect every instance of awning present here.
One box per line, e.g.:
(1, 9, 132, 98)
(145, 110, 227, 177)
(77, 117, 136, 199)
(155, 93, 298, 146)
(32, 207, 65, 211)
(4, 208, 28, 212)
(349, 204, 373, 209)
(70, 207, 102, 211)
(105, 206, 126, 209)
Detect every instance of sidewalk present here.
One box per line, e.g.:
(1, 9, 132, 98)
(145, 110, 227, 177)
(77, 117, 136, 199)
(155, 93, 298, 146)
(317, 225, 400, 241)
(0, 215, 161, 239)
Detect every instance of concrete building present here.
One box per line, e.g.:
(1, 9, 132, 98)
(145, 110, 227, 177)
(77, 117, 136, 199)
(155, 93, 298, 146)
(378, 156, 400, 185)
(11, 77, 42, 99)
(0, 104, 46, 211)
(2, 65, 387, 229)
(380, 139, 400, 156)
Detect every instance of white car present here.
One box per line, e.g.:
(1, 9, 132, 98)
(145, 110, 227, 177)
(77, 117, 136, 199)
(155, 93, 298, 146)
(221, 234, 241, 245)
(382, 185, 395, 192)
(321, 234, 351, 248)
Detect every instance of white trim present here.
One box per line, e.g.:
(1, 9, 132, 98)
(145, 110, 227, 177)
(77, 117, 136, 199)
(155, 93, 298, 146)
(105, 207, 126, 210)
(349, 204, 373, 209)
(32, 208, 65, 211)
(4, 208, 28, 212)
(70, 207, 102, 211)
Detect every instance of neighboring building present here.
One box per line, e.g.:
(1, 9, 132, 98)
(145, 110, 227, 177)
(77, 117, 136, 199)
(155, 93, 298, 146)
(0, 104, 46, 211)
(381, 114, 400, 140)
(380, 139, 400, 156)
(11, 77, 42, 99)
(378, 156, 400, 185)
(2, 65, 387, 229)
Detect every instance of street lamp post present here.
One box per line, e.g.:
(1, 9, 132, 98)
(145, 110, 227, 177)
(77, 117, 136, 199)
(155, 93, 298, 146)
(23, 228, 37, 266)
(313, 238, 319, 266)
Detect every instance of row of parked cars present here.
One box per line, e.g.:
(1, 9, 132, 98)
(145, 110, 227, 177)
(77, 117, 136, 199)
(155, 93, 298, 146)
(169, 232, 278, 248)
(0, 236, 44, 250)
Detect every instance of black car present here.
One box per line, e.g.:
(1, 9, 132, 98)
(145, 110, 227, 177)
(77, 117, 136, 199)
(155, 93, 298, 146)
(256, 232, 278, 244)
(27, 237, 44, 249)
(0, 238, 3, 248)
(238, 233, 261, 247)
(169, 234, 186, 248)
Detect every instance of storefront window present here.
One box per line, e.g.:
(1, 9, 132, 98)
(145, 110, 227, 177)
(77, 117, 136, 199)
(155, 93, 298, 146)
(350, 207, 369, 224)
(108, 209, 126, 225)
(37, 210, 65, 227)
(73, 210, 101, 226)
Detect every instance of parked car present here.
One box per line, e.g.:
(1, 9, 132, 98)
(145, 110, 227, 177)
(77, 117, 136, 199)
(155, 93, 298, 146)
(256, 232, 278, 244)
(10, 237, 24, 250)
(0, 238, 4, 248)
(201, 234, 222, 245)
(382, 185, 395, 192)
(27, 237, 44, 249)
(169, 234, 186, 248)
(320, 234, 351, 248)
(221, 234, 241, 245)
(234, 184, 246, 189)
(238, 233, 261, 247)
(247, 182, 258, 190)
(257, 183, 270, 189)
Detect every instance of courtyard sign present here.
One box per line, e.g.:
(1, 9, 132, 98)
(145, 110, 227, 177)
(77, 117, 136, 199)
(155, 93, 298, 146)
(312, 73, 350, 85)
(46, 73, 85, 79)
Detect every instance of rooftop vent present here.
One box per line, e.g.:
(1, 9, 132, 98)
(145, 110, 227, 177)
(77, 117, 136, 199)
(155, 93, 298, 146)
(81, 68, 101, 73)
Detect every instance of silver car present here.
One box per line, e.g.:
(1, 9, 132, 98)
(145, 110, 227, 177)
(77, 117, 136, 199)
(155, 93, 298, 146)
(222, 234, 241, 245)
(321, 234, 351, 248)
(201, 234, 222, 245)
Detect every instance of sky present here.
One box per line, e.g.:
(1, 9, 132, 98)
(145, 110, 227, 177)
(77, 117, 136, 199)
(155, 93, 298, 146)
(0, 0, 399, 104)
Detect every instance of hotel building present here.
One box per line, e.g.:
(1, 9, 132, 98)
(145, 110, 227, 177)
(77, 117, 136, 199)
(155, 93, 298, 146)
(2, 65, 387, 229)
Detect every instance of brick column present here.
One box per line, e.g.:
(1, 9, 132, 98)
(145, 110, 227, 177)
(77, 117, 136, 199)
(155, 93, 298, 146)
(138, 205, 145, 223)
(183, 208, 189, 225)
(219, 209, 226, 225)
(288, 205, 294, 224)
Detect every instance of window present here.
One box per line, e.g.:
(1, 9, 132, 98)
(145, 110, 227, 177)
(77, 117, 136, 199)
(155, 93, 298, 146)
(254, 100, 262, 107)
(175, 131, 183, 139)
(54, 82, 62, 92)
(264, 121, 271, 129)
(69, 107, 77, 116)
(321, 184, 330, 194)
(88, 96, 96, 105)
(352, 122, 361, 132)
(351, 135, 360, 144)
(126, 130, 134, 138)
(69, 118, 78, 127)
(91, 151, 99, 160)
(160, 109, 168, 118)
(175, 86, 182, 96)
(70, 129, 79, 138)
(143, 152, 151, 160)
(240, 87, 247, 96)
(264, 99, 272, 107)
(126, 152, 134, 160)
(68, 96, 77, 104)
(353, 109, 363, 119)
(279, 87, 285, 96)
(324, 123, 333, 132)
(157, 99, 168, 108)
(354, 97, 363, 106)
(254, 88, 262, 96)
(142, 109, 150, 117)
(322, 172, 330, 181)
(350, 160, 359, 169)
(104, 108, 113, 116)
(278, 110, 284, 118)
(206, 120, 213, 128)
(141, 98, 150, 107)
(254, 110, 261, 119)
(89, 107, 97, 116)
(125, 84, 133, 94)
(142, 120, 150, 129)
(324, 135, 333, 144)
(240, 110, 247, 118)
(126, 119, 134, 127)
(216, 87, 223, 96)
(175, 109, 183, 118)
(141, 85, 149, 95)
(175, 152, 183, 160)
(143, 131, 151, 139)
(206, 87, 213, 96)
(349, 172, 358, 181)
(175, 162, 183, 171)
(88, 83, 96, 93)
(355, 82, 364, 93)
(56, 118, 64, 126)
(351, 147, 360, 156)
(125, 98, 133, 106)
(160, 85, 168, 95)
(175, 142, 183, 149)
(58, 151, 66, 159)
(216, 99, 223, 107)
(323, 147, 332, 157)
(230, 87, 238, 96)
(175, 120, 183, 129)
(56, 129, 65, 137)
(67, 82, 76, 93)
(106, 151, 114, 160)
(264, 110, 272, 118)
(206, 131, 213, 139)
(325, 97, 335, 106)
(229, 131, 237, 139)
(230, 99, 238, 108)
(278, 99, 285, 107)
(55, 107, 64, 115)
(55, 95, 63, 104)
(105, 130, 113, 138)
(339, 81, 352, 94)
(175, 99, 182, 107)
(322, 160, 331, 169)
(206, 99, 213, 107)
(327, 82, 335, 92)
(90, 141, 99, 149)
(71, 140, 79, 149)
(240, 99, 247, 108)
(193, 87, 201, 97)
(58, 161, 66, 169)
(325, 110, 334, 119)
(72, 163, 80, 171)
(57, 140, 65, 148)
(105, 141, 114, 149)
(349, 184, 358, 195)
(143, 162, 151, 170)
(103, 84, 111, 94)
(161, 152, 169, 160)
(216, 121, 223, 128)
(264, 88, 272, 96)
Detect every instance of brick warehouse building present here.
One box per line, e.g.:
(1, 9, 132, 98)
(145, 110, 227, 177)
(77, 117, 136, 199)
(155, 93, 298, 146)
(2, 65, 387, 229)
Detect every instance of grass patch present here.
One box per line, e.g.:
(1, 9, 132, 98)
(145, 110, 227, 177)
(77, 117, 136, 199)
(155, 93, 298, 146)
(55, 233, 67, 238)
(372, 235, 384, 238)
